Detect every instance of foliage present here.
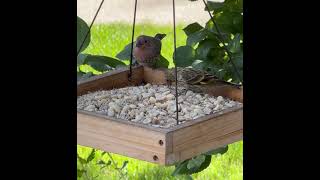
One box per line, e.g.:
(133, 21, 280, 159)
(77, 148, 129, 179)
(172, 146, 228, 177)
(176, 0, 243, 83)
(77, 16, 126, 81)
(171, 0, 242, 176)
(77, 141, 242, 179)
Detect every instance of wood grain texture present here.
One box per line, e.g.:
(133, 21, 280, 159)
(165, 108, 243, 165)
(77, 66, 144, 96)
(77, 111, 167, 164)
(166, 130, 242, 165)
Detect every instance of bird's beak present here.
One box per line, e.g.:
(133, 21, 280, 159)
(136, 44, 145, 49)
(136, 41, 144, 48)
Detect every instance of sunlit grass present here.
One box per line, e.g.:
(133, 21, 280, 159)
(78, 141, 242, 180)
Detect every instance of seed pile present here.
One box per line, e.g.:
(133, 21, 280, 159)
(77, 84, 242, 128)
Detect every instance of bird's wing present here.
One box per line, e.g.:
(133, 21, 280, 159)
(178, 68, 205, 85)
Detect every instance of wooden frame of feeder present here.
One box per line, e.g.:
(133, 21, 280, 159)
(77, 65, 243, 165)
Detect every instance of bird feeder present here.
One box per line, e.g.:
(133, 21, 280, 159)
(77, 0, 243, 165)
(77, 66, 242, 165)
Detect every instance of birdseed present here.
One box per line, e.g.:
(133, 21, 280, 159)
(77, 84, 242, 128)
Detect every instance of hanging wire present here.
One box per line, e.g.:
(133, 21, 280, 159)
(202, 0, 243, 84)
(77, 0, 105, 56)
(128, 0, 138, 81)
(172, 0, 179, 125)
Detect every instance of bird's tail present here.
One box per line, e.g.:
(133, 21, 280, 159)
(154, 33, 166, 40)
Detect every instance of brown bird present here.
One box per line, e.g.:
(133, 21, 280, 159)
(133, 33, 166, 68)
(165, 67, 240, 93)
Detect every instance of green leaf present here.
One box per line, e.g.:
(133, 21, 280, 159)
(205, 48, 226, 68)
(84, 54, 126, 72)
(101, 151, 107, 157)
(172, 154, 212, 176)
(232, 51, 243, 68)
(120, 161, 129, 170)
(97, 160, 106, 165)
(187, 155, 206, 170)
(116, 42, 134, 60)
(172, 160, 189, 176)
(192, 59, 218, 73)
(192, 60, 206, 70)
(227, 59, 242, 83)
(77, 53, 88, 66)
(224, 0, 243, 14)
(82, 72, 94, 79)
(196, 39, 219, 60)
(77, 153, 87, 164)
(77, 16, 91, 53)
(174, 46, 196, 67)
(86, 149, 96, 162)
(187, 29, 209, 47)
(191, 155, 212, 174)
(204, 146, 229, 155)
(205, 20, 230, 41)
(77, 71, 94, 81)
(205, 1, 224, 12)
(77, 71, 85, 81)
(77, 169, 86, 178)
(106, 160, 112, 166)
(228, 33, 241, 53)
(99, 160, 111, 170)
(183, 22, 204, 36)
(213, 11, 242, 34)
(156, 55, 170, 68)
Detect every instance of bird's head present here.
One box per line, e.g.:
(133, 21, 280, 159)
(136, 35, 153, 49)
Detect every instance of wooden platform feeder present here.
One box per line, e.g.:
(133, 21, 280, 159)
(77, 66, 243, 166)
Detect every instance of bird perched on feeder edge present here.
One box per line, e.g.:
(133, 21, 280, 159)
(133, 33, 166, 68)
(165, 67, 241, 93)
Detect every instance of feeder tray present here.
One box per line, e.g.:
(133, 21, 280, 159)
(77, 65, 243, 165)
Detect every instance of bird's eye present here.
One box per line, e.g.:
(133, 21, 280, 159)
(144, 40, 148, 43)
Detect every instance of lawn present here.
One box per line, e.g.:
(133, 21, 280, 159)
(78, 23, 243, 180)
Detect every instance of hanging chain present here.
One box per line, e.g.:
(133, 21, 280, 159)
(128, 0, 138, 81)
(77, 0, 105, 56)
(202, 0, 243, 83)
(172, 0, 179, 125)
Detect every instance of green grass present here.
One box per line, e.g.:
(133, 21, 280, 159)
(78, 141, 242, 180)
(78, 23, 243, 180)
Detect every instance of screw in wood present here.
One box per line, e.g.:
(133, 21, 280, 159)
(153, 155, 159, 161)
(158, 140, 164, 146)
